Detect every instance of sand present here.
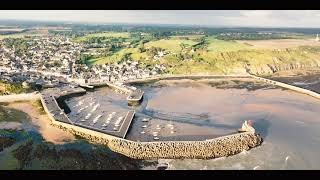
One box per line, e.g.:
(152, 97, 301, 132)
(7, 101, 75, 144)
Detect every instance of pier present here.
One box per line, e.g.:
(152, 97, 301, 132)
(127, 89, 144, 105)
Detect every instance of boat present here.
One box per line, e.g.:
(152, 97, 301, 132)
(114, 116, 123, 126)
(92, 115, 102, 124)
(142, 118, 150, 122)
(77, 107, 84, 113)
(154, 137, 159, 140)
(142, 125, 147, 128)
(140, 131, 145, 134)
(91, 103, 100, 112)
(85, 113, 92, 120)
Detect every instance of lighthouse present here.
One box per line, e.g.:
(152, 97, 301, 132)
(316, 34, 319, 41)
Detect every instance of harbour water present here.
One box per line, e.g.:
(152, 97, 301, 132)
(2, 77, 320, 169)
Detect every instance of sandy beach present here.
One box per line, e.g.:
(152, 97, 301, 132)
(7, 101, 75, 144)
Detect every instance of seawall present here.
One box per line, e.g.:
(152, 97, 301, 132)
(250, 74, 320, 100)
(38, 90, 263, 159)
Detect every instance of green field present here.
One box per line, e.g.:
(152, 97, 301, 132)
(145, 39, 199, 52)
(206, 36, 252, 53)
(86, 47, 148, 65)
(169, 35, 205, 40)
(73, 32, 131, 42)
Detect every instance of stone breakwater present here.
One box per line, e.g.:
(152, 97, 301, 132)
(38, 88, 263, 159)
(46, 112, 262, 159)
(250, 74, 320, 100)
(108, 133, 262, 159)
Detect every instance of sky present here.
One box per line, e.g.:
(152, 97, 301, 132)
(0, 10, 320, 27)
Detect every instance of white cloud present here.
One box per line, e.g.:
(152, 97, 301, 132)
(1, 10, 320, 27)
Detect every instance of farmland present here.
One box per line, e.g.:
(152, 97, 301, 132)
(206, 36, 252, 53)
(237, 38, 320, 49)
(145, 38, 199, 52)
(73, 32, 131, 43)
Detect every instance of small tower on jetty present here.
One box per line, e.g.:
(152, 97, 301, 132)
(316, 34, 319, 42)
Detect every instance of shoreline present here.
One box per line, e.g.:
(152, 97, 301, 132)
(5, 101, 75, 144)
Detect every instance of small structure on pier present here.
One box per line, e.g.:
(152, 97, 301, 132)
(127, 89, 144, 106)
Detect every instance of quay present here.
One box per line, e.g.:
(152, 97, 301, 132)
(127, 89, 144, 105)
(40, 86, 136, 139)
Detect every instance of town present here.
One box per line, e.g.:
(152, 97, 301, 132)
(0, 35, 167, 91)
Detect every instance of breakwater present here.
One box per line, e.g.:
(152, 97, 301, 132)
(38, 87, 263, 159)
(250, 74, 320, 100)
(41, 96, 263, 159)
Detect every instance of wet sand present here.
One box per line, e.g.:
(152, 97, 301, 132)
(7, 101, 75, 144)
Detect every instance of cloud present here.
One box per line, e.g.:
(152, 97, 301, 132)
(1, 10, 320, 27)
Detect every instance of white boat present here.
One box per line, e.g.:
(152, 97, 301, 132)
(77, 107, 84, 113)
(102, 123, 109, 127)
(154, 137, 159, 140)
(140, 131, 145, 134)
(91, 103, 100, 113)
(114, 116, 123, 126)
(80, 119, 86, 122)
(92, 115, 102, 124)
(142, 125, 147, 128)
(142, 118, 150, 122)
(153, 132, 158, 136)
(85, 113, 92, 120)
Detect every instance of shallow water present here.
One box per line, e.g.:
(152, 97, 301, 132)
(136, 79, 320, 169)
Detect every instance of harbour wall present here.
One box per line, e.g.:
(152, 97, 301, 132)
(38, 91, 262, 159)
(249, 74, 320, 100)
(108, 132, 262, 159)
